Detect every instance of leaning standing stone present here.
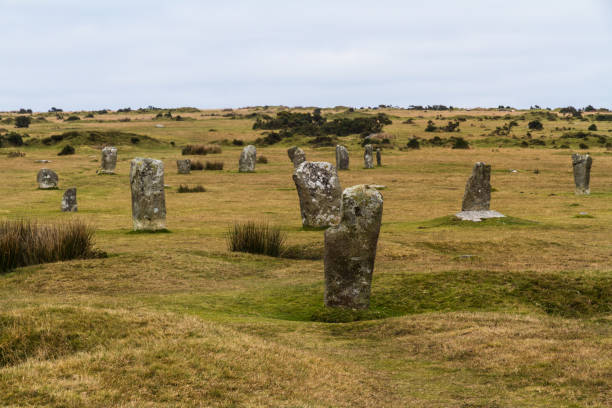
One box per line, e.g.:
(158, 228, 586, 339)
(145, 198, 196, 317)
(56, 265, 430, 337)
(61, 188, 77, 212)
(176, 159, 191, 174)
(324, 184, 383, 309)
(461, 162, 491, 211)
(364, 144, 374, 169)
(287, 146, 306, 168)
(100, 146, 117, 174)
(376, 148, 382, 167)
(130, 158, 166, 231)
(335, 145, 349, 170)
(572, 153, 592, 195)
(239, 145, 256, 172)
(37, 168, 58, 189)
(292, 161, 342, 228)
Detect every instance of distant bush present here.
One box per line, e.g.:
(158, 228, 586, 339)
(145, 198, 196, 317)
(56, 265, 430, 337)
(451, 137, 469, 149)
(130, 137, 140, 144)
(594, 114, 612, 121)
(588, 124, 597, 131)
(48, 107, 63, 113)
(528, 120, 543, 130)
(424, 120, 460, 132)
(584, 105, 596, 112)
(182, 144, 222, 155)
(177, 185, 206, 193)
(204, 161, 224, 170)
(118, 118, 131, 122)
(0, 220, 100, 273)
(579, 143, 589, 149)
(190, 160, 204, 170)
(402, 118, 414, 124)
(232, 139, 244, 146)
(4, 132, 24, 146)
(65, 116, 80, 121)
(84, 113, 94, 118)
(226, 221, 285, 257)
(406, 138, 420, 149)
(256, 155, 268, 164)
(18, 108, 32, 114)
(14, 116, 31, 128)
(58, 145, 75, 155)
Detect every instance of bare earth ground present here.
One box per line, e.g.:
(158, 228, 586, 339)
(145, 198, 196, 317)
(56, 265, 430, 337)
(0, 107, 610, 407)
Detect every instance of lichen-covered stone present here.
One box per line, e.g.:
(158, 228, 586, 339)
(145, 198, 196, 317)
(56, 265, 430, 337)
(335, 145, 349, 170)
(324, 184, 383, 309)
(287, 146, 306, 168)
(239, 145, 256, 172)
(100, 147, 117, 174)
(176, 159, 191, 174)
(572, 154, 592, 195)
(130, 158, 166, 231)
(61, 188, 77, 212)
(364, 144, 374, 169)
(37, 168, 58, 189)
(292, 161, 342, 228)
(461, 162, 491, 211)
(376, 148, 382, 167)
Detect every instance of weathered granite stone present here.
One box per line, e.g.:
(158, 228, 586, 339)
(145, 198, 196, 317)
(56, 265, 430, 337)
(130, 158, 166, 231)
(376, 148, 382, 167)
(37, 168, 58, 189)
(335, 145, 349, 170)
(572, 153, 592, 195)
(461, 162, 491, 211)
(100, 147, 117, 174)
(324, 184, 383, 309)
(239, 145, 256, 172)
(364, 144, 374, 169)
(176, 159, 191, 174)
(61, 188, 77, 212)
(455, 210, 504, 222)
(292, 161, 342, 228)
(287, 146, 306, 168)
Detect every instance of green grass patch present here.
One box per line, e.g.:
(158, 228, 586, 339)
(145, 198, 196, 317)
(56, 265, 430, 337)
(415, 215, 538, 229)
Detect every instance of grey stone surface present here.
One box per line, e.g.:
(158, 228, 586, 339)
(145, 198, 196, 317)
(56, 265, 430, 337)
(364, 144, 374, 169)
(239, 145, 256, 172)
(455, 210, 505, 222)
(287, 146, 306, 168)
(130, 158, 166, 231)
(100, 147, 117, 174)
(176, 159, 191, 174)
(61, 188, 77, 212)
(335, 145, 349, 170)
(324, 184, 383, 309)
(572, 153, 592, 195)
(376, 148, 381, 166)
(461, 162, 491, 211)
(37, 168, 58, 189)
(292, 161, 342, 228)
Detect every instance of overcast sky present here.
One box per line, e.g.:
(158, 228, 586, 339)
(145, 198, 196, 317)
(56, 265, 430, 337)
(1, 0, 611, 111)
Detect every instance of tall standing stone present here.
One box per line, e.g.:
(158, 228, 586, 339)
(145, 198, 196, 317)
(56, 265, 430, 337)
(335, 145, 349, 170)
(239, 145, 256, 172)
(461, 162, 491, 211)
(287, 146, 306, 168)
(100, 147, 117, 174)
(572, 153, 592, 195)
(324, 184, 383, 309)
(292, 161, 342, 228)
(176, 159, 191, 174)
(37, 168, 58, 189)
(364, 144, 374, 169)
(61, 188, 77, 212)
(130, 158, 166, 231)
(376, 148, 382, 167)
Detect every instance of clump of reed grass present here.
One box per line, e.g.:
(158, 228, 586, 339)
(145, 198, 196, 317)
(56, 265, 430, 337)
(181, 144, 222, 155)
(190, 160, 204, 170)
(256, 156, 268, 164)
(205, 161, 224, 170)
(177, 185, 206, 193)
(226, 221, 286, 257)
(0, 220, 100, 273)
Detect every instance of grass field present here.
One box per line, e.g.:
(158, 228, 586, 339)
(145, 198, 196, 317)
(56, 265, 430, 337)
(0, 107, 611, 407)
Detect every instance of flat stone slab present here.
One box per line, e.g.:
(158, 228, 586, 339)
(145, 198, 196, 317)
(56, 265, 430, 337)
(454, 210, 505, 222)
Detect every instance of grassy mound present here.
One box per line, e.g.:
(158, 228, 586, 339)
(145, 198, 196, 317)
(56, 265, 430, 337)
(32, 131, 162, 147)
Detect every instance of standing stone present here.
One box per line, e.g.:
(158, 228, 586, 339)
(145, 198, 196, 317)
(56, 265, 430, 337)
(376, 148, 382, 167)
(324, 185, 383, 309)
(572, 153, 592, 195)
(37, 168, 58, 189)
(239, 145, 256, 172)
(100, 147, 117, 174)
(61, 188, 77, 212)
(364, 144, 374, 169)
(335, 145, 349, 170)
(292, 161, 342, 228)
(176, 159, 191, 174)
(287, 146, 306, 168)
(130, 158, 166, 231)
(461, 162, 491, 211)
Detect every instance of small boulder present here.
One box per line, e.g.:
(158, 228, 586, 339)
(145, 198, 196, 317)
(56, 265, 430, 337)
(239, 145, 256, 172)
(292, 161, 342, 228)
(130, 158, 166, 231)
(176, 159, 191, 174)
(37, 168, 58, 189)
(335, 145, 349, 170)
(61, 188, 77, 212)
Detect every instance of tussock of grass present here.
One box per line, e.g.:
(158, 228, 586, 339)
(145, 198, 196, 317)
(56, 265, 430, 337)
(205, 161, 224, 170)
(227, 221, 286, 257)
(281, 243, 324, 260)
(0, 220, 101, 273)
(178, 184, 206, 193)
(182, 144, 222, 155)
